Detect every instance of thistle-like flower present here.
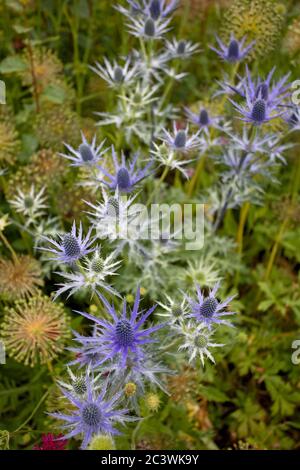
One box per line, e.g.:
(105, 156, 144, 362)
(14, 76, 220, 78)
(0, 255, 44, 300)
(151, 142, 193, 178)
(165, 38, 200, 59)
(160, 123, 200, 152)
(177, 322, 225, 366)
(119, 0, 179, 20)
(187, 283, 236, 329)
(210, 34, 255, 63)
(97, 147, 152, 193)
(9, 185, 48, 226)
(1, 295, 70, 366)
(156, 295, 189, 325)
(53, 247, 121, 299)
(60, 133, 107, 168)
(90, 57, 139, 89)
(229, 95, 282, 125)
(40, 221, 95, 264)
(72, 288, 165, 368)
(185, 107, 225, 135)
(229, 66, 291, 109)
(127, 15, 171, 40)
(284, 107, 300, 131)
(57, 367, 102, 398)
(50, 380, 132, 449)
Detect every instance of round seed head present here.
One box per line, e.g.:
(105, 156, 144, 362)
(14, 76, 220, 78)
(174, 130, 187, 148)
(117, 167, 131, 190)
(251, 99, 266, 123)
(115, 319, 134, 347)
(79, 143, 94, 162)
(199, 297, 218, 318)
(82, 403, 102, 427)
(124, 382, 137, 397)
(144, 18, 156, 37)
(62, 234, 81, 258)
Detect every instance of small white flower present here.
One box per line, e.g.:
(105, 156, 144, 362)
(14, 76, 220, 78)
(157, 294, 189, 325)
(127, 15, 171, 40)
(161, 122, 201, 152)
(164, 38, 200, 59)
(176, 322, 225, 366)
(60, 132, 107, 168)
(90, 57, 139, 89)
(9, 185, 48, 226)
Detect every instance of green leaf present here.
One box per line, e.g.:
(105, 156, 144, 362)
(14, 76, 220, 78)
(0, 56, 26, 73)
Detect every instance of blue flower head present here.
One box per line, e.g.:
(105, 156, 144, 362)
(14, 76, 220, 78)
(126, 0, 178, 19)
(72, 287, 165, 368)
(187, 282, 236, 329)
(98, 146, 152, 193)
(60, 132, 107, 168)
(40, 221, 95, 264)
(210, 34, 255, 63)
(50, 376, 131, 449)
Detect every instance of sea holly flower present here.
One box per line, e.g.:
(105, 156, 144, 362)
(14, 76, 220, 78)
(127, 15, 171, 40)
(60, 133, 107, 168)
(72, 287, 165, 368)
(210, 34, 255, 63)
(284, 106, 300, 131)
(165, 38, 200, 59)
(50, 379, 132, 449)
(120, 0, 179, 20)
(229, 94, 283, 125)
(57, 367, 102, 398)
(177, 322, 225, 366)
(53, 247, 121, 299)
(229, 66, 291, 109)
(160, 123, 200, 152)
(40, 221, 95, 264)
(156, 295, 189, 325)
(185, 107, 230, 136)
(150, 142, 194, 178)
(97, 146, 152, 193)
(9, 185, 48, 226)
(90, 57, 139, 89)
(187, 282, 236, 329)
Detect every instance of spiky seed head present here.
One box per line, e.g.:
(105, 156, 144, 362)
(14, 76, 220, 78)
(144, 18, 156, 37)
(200, 297, 218, 318)
(199, 109, 209, 126)
(228, 39, 239, 61)
(117, 167, 131, 190)
(145, 393, 160, 412)
(115, 319, 134, 347)
(177, 40, 186, 55)
(62, 234, 81, 258)
(150, 0, 161, 20)
(174, 130, 187, 148)
(124, 382, 137, 397)
(82, 403, 102, 427)
(255, 82, 269, 101)
(79, 143, 94, 162)
(194, 334, 208, 348)
(113, 66, 124, 83)
(72, 375, 87, 395)
(251, 99, 266, 123)
(88, 434, 116, 450)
